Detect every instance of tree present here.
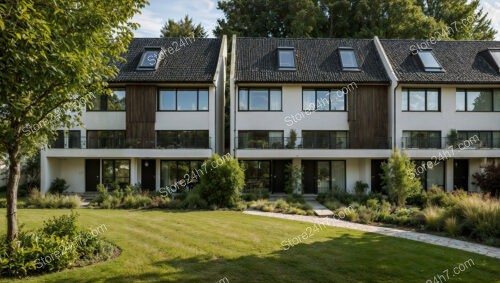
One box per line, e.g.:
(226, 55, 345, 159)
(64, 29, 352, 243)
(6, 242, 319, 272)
(381, 150, 422, 206)
(472, 164, 500, 197)
(0, 0, 147, 245)
(415, 0, 496, 40)
(214, 0, 324, 38)
(160, 15, 208, 38)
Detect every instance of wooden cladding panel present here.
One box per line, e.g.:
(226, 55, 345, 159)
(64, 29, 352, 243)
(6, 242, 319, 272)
(126, 85, 156, 148)
(348, 86, 388, 149)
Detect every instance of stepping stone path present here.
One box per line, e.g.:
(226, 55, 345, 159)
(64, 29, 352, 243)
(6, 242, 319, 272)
(243, 210, 500, 259)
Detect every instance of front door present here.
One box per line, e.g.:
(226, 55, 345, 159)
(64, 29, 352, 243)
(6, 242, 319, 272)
(371, 159, 385, 194)
(85, 159, 100, 191)
(270, 160, 291, 193)
(453, 160, 469, 191)
(141, 159, 156, 192)
(302, 160, 316, 194)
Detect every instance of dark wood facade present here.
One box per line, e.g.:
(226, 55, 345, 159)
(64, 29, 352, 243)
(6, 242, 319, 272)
(125, 85, 157, 148)
(348, 85, 389, 149)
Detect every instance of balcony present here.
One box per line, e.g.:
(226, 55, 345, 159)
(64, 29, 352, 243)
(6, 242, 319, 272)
(236, 137, 391, 150)
(49, 137, 212, 149)
(401, 137, 500, 150)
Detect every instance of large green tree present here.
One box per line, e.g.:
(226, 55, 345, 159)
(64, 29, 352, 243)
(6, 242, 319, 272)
(0, 0, 147, 245)
(160, 15, 208, 38)
(415, 0, 496, 40)
(215, 0, 496, 39)
(214, 0, 324, 37)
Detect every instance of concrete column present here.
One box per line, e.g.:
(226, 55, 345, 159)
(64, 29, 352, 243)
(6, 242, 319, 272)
(446, 158, 453, 192)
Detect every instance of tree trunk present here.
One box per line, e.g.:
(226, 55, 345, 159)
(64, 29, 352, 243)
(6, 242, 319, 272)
(6, 145, 21, 248)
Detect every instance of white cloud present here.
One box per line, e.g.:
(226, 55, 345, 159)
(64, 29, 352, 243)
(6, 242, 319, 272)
(481, 0, 500, 39)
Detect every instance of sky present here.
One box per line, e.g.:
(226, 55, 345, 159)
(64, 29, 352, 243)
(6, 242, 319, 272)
(133, 0, 500, 39)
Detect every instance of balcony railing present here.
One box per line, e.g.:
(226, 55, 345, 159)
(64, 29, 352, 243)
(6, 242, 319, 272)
(50, 137, 211, 149)
(402, 137, 500, 149)
(236, 137, 391, 149)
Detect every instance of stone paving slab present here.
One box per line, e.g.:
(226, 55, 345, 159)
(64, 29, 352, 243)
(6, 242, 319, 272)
(243, 210, 500, 259)
(305, 199, 334, 217)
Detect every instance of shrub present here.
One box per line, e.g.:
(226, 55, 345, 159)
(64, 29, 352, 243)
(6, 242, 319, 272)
(26, 190, 82, 209)
(472, 164, 500, 197)
(42, 212, 79, 239)
(324, 200, 343, 210)
(234, 201, 248, 211)
(286, 193, 305, 204)
(243, 193, 257, 201)
(48, 178, 69, 194)
(422, 206, 445, 231)
(150, 196, 170, 208)
(406, 191, 428, 208)
(198, 154, 245, 208)
(458, 195, 500, 242)
(354, 181, 369, 195)
(381, 150, 422, 206)
(183, 188, 208, 209)
(357, 205, 375, 224)
(444, 216, 461, 236)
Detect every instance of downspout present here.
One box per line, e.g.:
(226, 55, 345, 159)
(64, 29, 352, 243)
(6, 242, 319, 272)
(393, 83, 399, 150)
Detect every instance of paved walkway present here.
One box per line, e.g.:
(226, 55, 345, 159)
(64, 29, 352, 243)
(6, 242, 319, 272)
(305, 199, 334, 217)
(243, 210, 500, 259)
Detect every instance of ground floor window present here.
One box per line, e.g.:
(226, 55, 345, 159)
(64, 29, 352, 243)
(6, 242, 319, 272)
(318, 161, 346, 193)
(240, 160, 271, 191)
(102, 159, 130, 187)
(414, 160, 445, 189)
(160, 160, 203, 189)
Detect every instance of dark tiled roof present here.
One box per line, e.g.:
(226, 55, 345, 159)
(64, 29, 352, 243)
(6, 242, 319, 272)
(381, 39, 500, 84)
(110, 38, 222, 83)
(235, 38, 390, 84)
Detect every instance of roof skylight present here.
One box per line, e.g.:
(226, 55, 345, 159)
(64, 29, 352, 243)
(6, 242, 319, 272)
(416, 50, 444, 72)
(488, 49, 500, 72)
(137, 47, 162, 70)
(339, 47, 360, 71)
(277, 47, 296, 70)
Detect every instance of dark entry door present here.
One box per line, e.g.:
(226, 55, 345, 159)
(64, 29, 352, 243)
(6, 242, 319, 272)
(302, 160, 316, 194)
(371, 160, 385, 194)
(453, 160, 469, 191)
(271, 160, 291, 193)
(141, 159, 156, 191)
(85, 159, 100, 191)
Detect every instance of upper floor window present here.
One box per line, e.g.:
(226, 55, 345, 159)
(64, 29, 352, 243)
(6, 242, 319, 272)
(416, 50, 444, 72)
(87, 130, 125, 149)
(156, 130, 209, 149)
(458, 131, 500, 148)
(402, 131, 441, 149)
(158, 89, 208, 111)
(238, 130, 284, 149)
(402, 89, 440, 112)
(456, 89, 500, 112)
(488, 49, 500, 72)
(277, 47, 296, 70)
(339, 47, 359, 71)
(303, 89, 346, 111)
(302, 131, 349, 149)
(239, 88, 282, 111)
(88, 89, 126, 111)
(137, 47, 162, 70)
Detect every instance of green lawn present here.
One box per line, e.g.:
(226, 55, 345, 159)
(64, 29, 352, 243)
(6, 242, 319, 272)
(0, 209, 498, 283)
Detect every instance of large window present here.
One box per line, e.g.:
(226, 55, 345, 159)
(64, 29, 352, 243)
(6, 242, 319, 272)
(316, 161, 346, 193)
(302, 131, 349, 149)
(277, 47, 296, 70)
(88, 89, 126, 111)
(137, 48, 162, 70)
(238, 131, 284, 149)
(87, 131, 125, 149)
(458, 131, 500, 148)
(302, 89, 346, 111)
(402, 89, 440, 111)
(160, 160, 203, 190)
(415, 160, 444, 190)
(156, 130, 209, 149)
(456, 89, 500, 112)
(238, 88, 282, 111)
(240, 161, 271, 191)
(102, 160, 130, 187)
(158, 89, 209, 111)
(402, 131, 441, 149)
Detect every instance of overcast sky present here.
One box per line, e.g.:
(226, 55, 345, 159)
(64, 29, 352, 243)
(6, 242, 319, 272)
(132, 0, 500, 39)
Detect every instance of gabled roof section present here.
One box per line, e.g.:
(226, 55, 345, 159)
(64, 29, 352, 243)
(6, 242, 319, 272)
(110, 38, 222, 83)
(381, 39, 500, 84)
(235, 38, 390, 83)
